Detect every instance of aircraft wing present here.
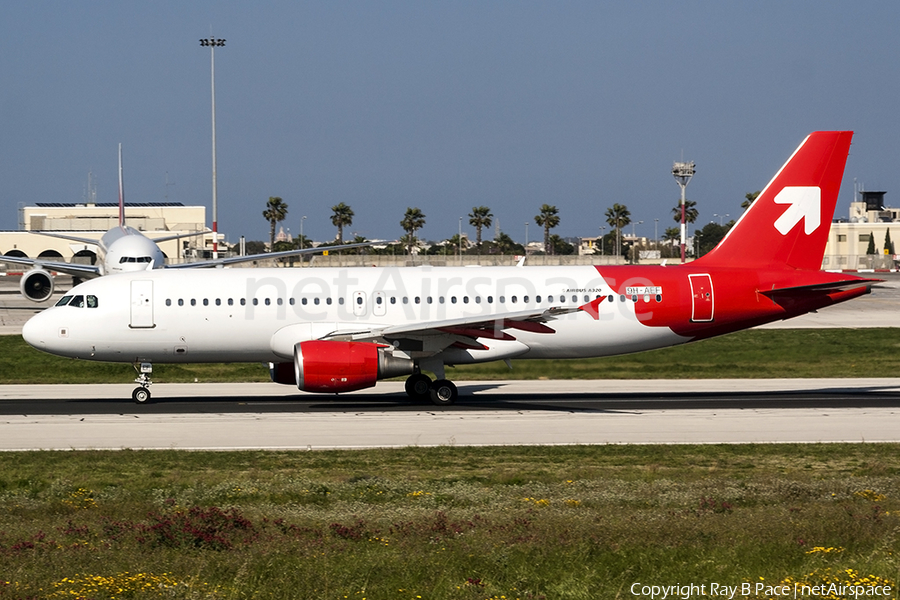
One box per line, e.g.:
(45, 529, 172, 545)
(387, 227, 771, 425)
(327, 306, 579, 354)
(0, 254, 102, 278)
(146, 230, 210, 243)
(165, 242, 375, 269)
(30, 231, 100, 245)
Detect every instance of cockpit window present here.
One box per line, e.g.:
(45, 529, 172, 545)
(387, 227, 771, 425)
(70, 295, 84, 308)
(119, 256, 153, 263)
(87, 295, 98, 308)
(55, 295, 73, 307)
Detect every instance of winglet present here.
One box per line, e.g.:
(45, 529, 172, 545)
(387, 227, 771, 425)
(696, 131, 852, 271)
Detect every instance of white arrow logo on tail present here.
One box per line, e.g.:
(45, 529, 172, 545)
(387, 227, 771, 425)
(773, 186, 821, 235)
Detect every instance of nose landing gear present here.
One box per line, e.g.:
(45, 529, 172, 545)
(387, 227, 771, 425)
(132, 362, 153, 404)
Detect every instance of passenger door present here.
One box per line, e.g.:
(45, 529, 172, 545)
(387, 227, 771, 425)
(130, 280, 155, 328)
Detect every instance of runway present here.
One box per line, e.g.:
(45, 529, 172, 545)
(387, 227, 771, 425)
(1, 379, 899, 450)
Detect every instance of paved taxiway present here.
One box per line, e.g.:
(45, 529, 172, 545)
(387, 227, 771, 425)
(1, 273, 899, 450)
(1, 379, 899, 449)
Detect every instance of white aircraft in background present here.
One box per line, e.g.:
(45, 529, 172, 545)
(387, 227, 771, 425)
(23, 132, 876, 405)
(2, 145, 364, 302)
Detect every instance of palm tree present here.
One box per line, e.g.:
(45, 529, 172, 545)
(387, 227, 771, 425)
(400, 207, 426, 254)
(262, 196, 288, 252)
(330, 202, 354, 245)
(672, 199, 699, 225)
(604, 203, 631, 257)
(741, 191, 761, 211)
(468, 206, 493, 248)
(534, 204, 560, 254)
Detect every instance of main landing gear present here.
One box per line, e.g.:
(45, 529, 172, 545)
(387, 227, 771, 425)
(404, 373, 458, 406)
(132, 362, 153, 404)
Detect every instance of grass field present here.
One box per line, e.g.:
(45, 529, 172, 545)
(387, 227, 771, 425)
(3, 331, 899, 598)
(3, 327, 900, 384)
(0, 445, 897, 599)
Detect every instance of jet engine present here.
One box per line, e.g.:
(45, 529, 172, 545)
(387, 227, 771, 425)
(19, 269, 54, 302)
(279, 340, 414, 393)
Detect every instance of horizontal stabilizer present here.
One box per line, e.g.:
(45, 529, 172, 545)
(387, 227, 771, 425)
(759, 278, 881, 298)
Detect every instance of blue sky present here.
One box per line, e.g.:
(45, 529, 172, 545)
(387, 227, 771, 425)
(2, 2, 899, 245)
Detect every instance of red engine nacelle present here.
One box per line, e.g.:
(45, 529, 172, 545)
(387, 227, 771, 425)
(289, 340, 414, 393)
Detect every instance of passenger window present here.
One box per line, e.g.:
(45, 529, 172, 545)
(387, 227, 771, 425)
(326, 298, 332, 305)
(475, 296, 481, 303)
(264, 298, 270, 306)
(427, 297, 433, 304)
(656, 294, 662, 302)
(548, 295, 554, 303)
(338, 298, 344, 305)
(178, 299, 184, 306)
(228, 298, 234, 306)
(415, 297, 420, 304)
(619, 295, 626, 303)
(314, 298, 320, 305)
(511, 296, 517, 303)
(571, 295, 577, 303)
(523, 296, 528, 303)
(87, 295, 98, 308)
(390, 297, 396, 304)
(301, 298, 308, 305)
(487, 296, 493, 303)
(535, 295, 541, 303)
(191, 299, 197, 306)
(403, 297, 409, 304)
(165, 299, 172, 306)
(499, 296, 505, 303)
(215, 298, 221, 306)
(608, 295, 614, 302)
(56, 295, 73, 307)
(289, 298, 294, 305)
(439, 297, 444, 304)
(240, 298, 246, 306)
(376, 297, 383, 305)
(451, 296, 457, 304)
(203, 299, 209, 306)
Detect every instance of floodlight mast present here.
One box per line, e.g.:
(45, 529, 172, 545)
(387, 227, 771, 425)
(672, 160, 695, 263)
(200, 36, 225, 259)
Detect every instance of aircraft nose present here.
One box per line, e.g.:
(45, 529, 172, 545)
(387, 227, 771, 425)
(22, 311, 50, 350)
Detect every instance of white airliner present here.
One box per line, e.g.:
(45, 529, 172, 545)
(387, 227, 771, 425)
(23, 131, 876, 405)
(2, 145, 363, 302)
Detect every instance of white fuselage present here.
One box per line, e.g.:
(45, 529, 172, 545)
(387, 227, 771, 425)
(22, 265, 690, 365)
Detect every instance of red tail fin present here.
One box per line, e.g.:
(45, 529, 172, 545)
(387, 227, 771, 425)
(696, 131, 852, 271)
(117, 143, 125, 227)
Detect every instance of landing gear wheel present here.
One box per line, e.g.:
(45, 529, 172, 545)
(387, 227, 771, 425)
(405, 373, 432, 401)
(132, 387, 151, 404)
(429, 379, 458, 406)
